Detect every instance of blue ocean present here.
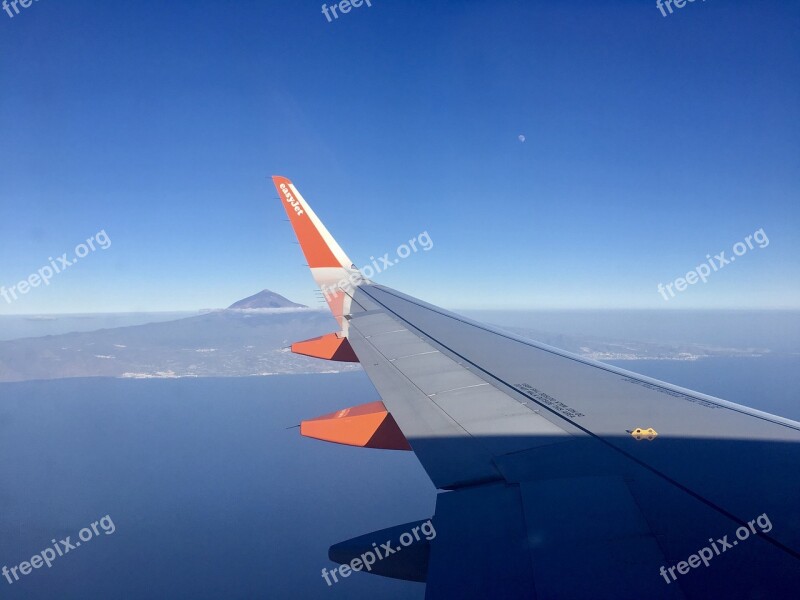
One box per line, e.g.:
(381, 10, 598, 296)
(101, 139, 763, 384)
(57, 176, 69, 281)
(1, 310, 797, 599)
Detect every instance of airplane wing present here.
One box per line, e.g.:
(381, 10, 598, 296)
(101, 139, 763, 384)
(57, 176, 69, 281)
(272, 176, 800, 599)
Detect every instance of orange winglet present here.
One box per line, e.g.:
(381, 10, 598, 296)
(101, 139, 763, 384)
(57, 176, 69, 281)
(291, 332, 359, 362)
(273, 176, 343, 269)
(301, 401, 412, 451)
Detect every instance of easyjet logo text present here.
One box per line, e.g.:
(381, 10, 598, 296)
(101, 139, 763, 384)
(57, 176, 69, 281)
(280, 183, 305, 217)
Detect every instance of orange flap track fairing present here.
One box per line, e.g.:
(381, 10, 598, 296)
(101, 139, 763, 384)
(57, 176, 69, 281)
(300, 401, 412, 451)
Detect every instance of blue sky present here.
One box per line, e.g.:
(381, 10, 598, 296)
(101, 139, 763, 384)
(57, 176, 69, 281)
(1, 0, 798, 313)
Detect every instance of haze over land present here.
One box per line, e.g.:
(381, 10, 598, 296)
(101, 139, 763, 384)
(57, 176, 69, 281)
(0, 291, 358, 382)
(0, 291, 796, 383)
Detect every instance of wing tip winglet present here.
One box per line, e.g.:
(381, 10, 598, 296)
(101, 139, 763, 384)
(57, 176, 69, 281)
(271, 175, 362, 325)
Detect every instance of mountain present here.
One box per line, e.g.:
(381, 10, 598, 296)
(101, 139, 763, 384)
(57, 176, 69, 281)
(0, 309, 358, 382)
(227, 289, 306, 310)
(0, 291, 350, 382)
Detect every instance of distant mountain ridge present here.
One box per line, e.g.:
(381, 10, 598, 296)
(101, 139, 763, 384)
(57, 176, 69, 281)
(0, 289, 341, 382)
(227, 289, 306, 310)
(0, 309, 351, 382)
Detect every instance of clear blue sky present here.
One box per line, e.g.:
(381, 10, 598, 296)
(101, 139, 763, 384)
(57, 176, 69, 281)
(1, 0, 798, 313)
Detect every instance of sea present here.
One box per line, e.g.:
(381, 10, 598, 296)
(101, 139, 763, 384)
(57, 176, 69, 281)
(0, 310, 797, 599)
